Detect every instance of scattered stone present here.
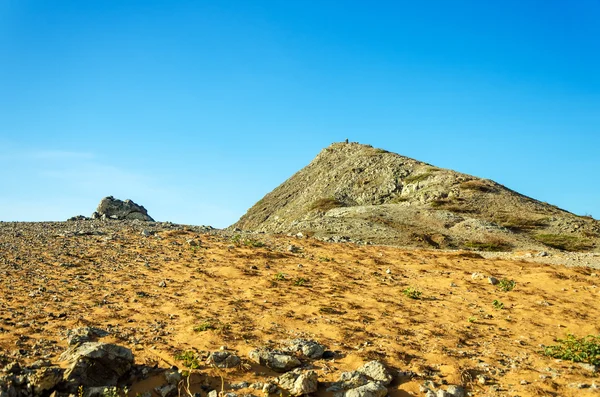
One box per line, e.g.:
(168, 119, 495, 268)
(94, 196, 154, 221)
(488, 277, 499, 285)
(277, 369, 318, 396)
(158, 280, 167, 288)
(230, 382, 249, 390)
(141, 229, 151, 237)
(207, 391, 218, 397)
(208, 351, 241, 368)
(61, 342, 134, 390)
(287, 245, 301, 253)
(66, 327, 109, 346)
(568, 382, 590, 389)
(248, 348, 301, 372)
(187, 239, 200, 247)
(436, 391, 449, 397)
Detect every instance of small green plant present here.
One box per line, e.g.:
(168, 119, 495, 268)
(274, 272, 286, 281)
(193, 321, 215, 332)
(319, 256, 333, 262)
(402, 287, 422, 299)
(543, 334, 600, 366)
(460, 179, 496, 193)
(468, 316, 476, 323)
(174, 351, 201, 369)
(293, 277, 309, 286)
(498, 279, 516, 292)
(492, 299, 504, 310)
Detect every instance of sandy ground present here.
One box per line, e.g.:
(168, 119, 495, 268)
(1, 221, 599, 397)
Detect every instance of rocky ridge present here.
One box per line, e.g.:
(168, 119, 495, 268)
(234, 142, 600, 252)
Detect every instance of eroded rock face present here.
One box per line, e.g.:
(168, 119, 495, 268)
(92, 196, 154, 221)
(61, 342, 134, 390)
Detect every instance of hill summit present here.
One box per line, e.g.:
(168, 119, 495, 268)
(234, 142, 599, 252)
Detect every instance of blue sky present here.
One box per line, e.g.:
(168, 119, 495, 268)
(1, 1, 599, 227)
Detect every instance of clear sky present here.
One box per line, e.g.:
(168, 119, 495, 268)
(1, 1, 599, 227)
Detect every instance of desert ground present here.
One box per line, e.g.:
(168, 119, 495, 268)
(1, 220, 599, 397)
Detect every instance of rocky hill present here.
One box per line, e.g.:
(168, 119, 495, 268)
(234, 142, 600, 252)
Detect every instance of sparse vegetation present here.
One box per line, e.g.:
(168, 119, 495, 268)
(464, 239, 511, 252)
(534, 234, 594, 252)
(460, 180, 496, 193)
(402, 287, 422, 299)
(543, 334, 600, 365)
(293, 277, 309, 286)
(174, 351, 201, 369)
(310, 197, 345, 212)
(493, 213, 549, 232)
(273, 272, 286, 281)
(498, 279, 516, 292)
(492, 300, 504, 310)
(194, 321, 216, 332)
(404, 171, 434, 184)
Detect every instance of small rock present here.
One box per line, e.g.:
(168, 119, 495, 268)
(141, 229, 151, 237)
(262, 382, 279, 395)
(446, 385, 465, 397)
(356, 361, 393, 386)
(436, 391, 449, 397)
(471, 272, 484, 280)
(164, 369, 182, 385)
(286, 339, 326, 359)
(209, 351, 241, 368)
(230, 382, 249, 390)
(334, 381, 387, 397)
(155, 384, 178, 397)
(277, 369, 318, 396)
(158, 281, 167, 288)
(488, 277, 499, 285)
(207, 391, 218, 397)
(249, 348, 301, 372)
(287, 245, 301, 253)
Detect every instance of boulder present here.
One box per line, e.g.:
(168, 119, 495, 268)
(93, 196, 154, 221)
(61, 342, 134, 390)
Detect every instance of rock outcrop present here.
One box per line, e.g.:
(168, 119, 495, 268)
(233, 142, 600, 252)
(92, 196, 154, 221)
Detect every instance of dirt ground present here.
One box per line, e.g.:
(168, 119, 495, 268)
(0, 221, 599, 396)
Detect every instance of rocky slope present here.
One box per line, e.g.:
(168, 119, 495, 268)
(234, 142, 600, 252)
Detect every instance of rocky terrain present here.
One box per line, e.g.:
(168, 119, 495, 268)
(234, 142, 600, 253)
(1, 220, 600, 397)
